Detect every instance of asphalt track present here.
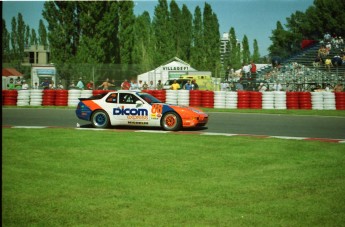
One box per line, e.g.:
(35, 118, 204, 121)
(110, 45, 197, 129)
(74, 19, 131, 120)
(2, 108, 345, 140)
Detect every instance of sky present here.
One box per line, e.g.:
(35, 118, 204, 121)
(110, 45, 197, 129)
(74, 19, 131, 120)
(2, 0, 314, 56)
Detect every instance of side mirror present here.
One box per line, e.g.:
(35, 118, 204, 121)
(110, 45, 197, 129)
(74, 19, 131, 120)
(136, 100, 143, 107)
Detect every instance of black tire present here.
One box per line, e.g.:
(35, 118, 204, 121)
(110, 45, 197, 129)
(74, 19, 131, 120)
(91, 110, 110, 128)
(161, 112, 181, 131)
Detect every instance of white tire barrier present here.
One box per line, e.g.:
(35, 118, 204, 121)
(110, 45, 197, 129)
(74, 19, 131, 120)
(30, 89, 43, 106)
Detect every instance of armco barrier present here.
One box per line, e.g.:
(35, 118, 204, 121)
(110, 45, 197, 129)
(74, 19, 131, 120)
(2, 89, 345, 111)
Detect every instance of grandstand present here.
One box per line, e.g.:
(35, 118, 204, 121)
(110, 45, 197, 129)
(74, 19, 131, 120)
(254, 41, 345, 91)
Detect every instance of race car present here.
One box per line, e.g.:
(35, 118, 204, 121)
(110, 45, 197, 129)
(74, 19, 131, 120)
(75, 91, 208, 131)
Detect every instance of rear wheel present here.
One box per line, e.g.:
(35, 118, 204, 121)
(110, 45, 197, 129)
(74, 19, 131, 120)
(161, 112, 181, 131)
(91, 110, 110, 128)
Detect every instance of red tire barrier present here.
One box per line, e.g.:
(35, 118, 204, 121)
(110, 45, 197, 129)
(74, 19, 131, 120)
(54, 90, 68, 106)
(335, 92, 345, 110)
(298, 92, 312, 109)
(286, 92, 299, 109)
(42, 89, 56, 106)
(250, 91, 262, 109)
(189, 90, 202, 107)
(237, 91, 250, 109)
(3, 90, 18, 106)
(201, 91, 214, 108)
(152, 90, 166, 103)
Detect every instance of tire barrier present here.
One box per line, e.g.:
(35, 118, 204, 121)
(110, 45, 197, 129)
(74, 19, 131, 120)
(274, 91, 287, 110)
(68, 89, 81, 107)
(237, 91, 250, 109)
(323, 92, 336, 110)
(152, 90, 166, 103)
(42, 89, 56, 106)
(311, 92, 324, 110)
(335, 92, 345, 110)
(214, 91, 226, 108)
(165, 90, 178, 105)
(225, 91, 238, 109)
(178, 90, 189, 106)
(3, 90, 18, 106)
(262, 92, 274, 109)
(17, 90, 31, 106)
(189, 90, 202, 107)
(55, 90, 68, 106)
(299, 92, 312, 110)
(286, 92, 299, 109)
(250, 91, 262, 109)
(30, 90, 43, 106)
(201, 91, 214, 108)
(2, 89, 344, 111)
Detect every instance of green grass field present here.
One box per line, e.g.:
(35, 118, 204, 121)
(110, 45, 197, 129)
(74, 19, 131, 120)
(2, 128, 345, 226)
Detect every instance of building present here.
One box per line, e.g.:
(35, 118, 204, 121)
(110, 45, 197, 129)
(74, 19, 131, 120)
(137, 57, 211, 86)
(21, 45, 57, 88)
(220, 32, 229, 65)
(2, 68, 24, 90)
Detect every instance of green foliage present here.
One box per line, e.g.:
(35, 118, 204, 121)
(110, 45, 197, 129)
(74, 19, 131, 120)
(252, 39, 260, 62)
(241, 35, 250, 64)
(190, 6, 204, 69)
(269, 0, 345, 58)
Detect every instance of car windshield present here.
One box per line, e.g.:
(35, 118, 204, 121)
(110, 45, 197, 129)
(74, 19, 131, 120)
(138, 93, 162, 104)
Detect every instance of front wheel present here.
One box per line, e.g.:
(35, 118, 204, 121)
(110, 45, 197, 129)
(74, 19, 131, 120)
(161, 112, 181, 131)
(91, 110, 110, 128)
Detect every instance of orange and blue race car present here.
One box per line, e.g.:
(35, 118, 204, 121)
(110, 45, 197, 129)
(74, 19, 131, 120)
(76, 91, 208, 131)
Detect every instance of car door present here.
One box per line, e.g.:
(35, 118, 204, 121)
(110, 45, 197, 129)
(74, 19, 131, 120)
(115, 93, 151, 126)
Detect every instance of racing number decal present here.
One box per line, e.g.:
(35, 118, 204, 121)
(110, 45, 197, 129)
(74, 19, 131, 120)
(151, 104, 163, 114)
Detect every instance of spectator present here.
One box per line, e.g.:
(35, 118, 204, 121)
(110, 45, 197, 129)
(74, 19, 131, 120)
(324, 32, 331, 42)
(184, 80, 193, 90)
(242, 63, 251, 79)
(156, 80, 163, 90)
(250, 61, 257, 79)
(33, 82, 39, 90)
(76, 78, 84, 89)
(191, 79, 199, 90)
(220, 81, 229, 91)
(121, 79, 131, 90)
(332, 55, 342, 67)
(138, 80, 143, 90)
(258, 82, 267, 92)
(235, 81, 244, 91)
(15, 76, 22, 89)
(148, 81, 155, 90)
(324, 58, 333, 72)
(142, 81, 149, 90)
(21, 80, 29, 90)
(98, 78, 114, 90)
(334, 84, 344, 92)
(86, 80, 94, 90)
(130, 79, 139, 90)
(41, 79, 49, 89)
(57, 82, 64, 89)
(170, 80, 180, 90)
(273, 81, 282, 91)
(49, 80, 55, 89)
(313, 55, 323, 68)
(8, 78, 15, 89)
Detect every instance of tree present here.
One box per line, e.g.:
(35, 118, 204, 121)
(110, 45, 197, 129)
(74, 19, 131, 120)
(169, 0, 181, 58)
(226, 27, 241, 70)
(17, 13, 26, 59)
(202, 3, 220, 75)
(152, 0, 174, 65)
(190, 6, 204, 69)
(38, 19, 48, 47)
(2, 19, 11, 62)
(179, 4, 193, 62)
(132, 11, 155, 72)
(268, 21, 291, 58)
(252, 39, 260, 63)
(25, 25, 30, 48)
(241, 35, 250, 65)
(118, 1, 135, 65)
(30, 29, 38, 46)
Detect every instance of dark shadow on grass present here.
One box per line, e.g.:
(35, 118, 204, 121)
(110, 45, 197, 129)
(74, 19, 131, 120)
(78, 123, 208, 132)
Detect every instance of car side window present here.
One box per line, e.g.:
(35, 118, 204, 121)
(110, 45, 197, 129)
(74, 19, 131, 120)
(106, 93, 117, 103)
(119, 94, 138, 104)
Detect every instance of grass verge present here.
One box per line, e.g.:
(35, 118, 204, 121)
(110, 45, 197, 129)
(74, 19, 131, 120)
(2, 128, 345, 226)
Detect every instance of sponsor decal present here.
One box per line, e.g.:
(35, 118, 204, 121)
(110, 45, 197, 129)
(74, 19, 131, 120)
(113, 106, 149, 120)
(128, 121, 149, 125)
